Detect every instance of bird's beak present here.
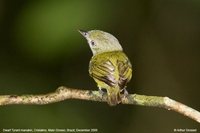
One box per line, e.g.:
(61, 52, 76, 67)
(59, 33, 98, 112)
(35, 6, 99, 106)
(78, 29, 88, 37)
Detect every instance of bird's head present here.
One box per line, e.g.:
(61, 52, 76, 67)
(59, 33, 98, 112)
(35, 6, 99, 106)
(79, 30, 123, 55)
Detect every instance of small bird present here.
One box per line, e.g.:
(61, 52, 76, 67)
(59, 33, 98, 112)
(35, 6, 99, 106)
(79, 29, 132, 106)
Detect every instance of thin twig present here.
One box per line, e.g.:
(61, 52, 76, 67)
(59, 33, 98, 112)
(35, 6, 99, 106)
(0, 86, 199, 123)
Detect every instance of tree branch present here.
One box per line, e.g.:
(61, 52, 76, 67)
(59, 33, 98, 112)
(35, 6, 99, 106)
(0, 86, 199, 123)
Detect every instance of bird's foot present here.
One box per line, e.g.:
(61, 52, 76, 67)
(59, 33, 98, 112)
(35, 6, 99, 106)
(121, 87, 129, 98)
(123, 88, 129, 96)
(98, 87, 106, 100)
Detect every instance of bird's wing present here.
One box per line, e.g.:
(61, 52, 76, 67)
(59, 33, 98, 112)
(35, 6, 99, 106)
(89, 52, 132, 89)
(89, 57, 117, 87)
(117, 55, 132, 89)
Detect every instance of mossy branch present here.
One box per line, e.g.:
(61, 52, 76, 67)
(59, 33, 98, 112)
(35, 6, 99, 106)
(0, 86, 199, 123)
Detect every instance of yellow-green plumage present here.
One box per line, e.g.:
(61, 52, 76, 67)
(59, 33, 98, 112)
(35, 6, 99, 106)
(79, 29, 132, 106)
(89, 51, 132, 105)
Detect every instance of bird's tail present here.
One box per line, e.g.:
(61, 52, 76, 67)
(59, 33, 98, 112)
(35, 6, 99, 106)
(107, 87, 121, 106)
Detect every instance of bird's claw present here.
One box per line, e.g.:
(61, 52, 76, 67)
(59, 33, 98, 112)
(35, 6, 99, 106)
(123, 88, 129, 96)
(121, 87, 129, 98)
(98, 88, 106, 100)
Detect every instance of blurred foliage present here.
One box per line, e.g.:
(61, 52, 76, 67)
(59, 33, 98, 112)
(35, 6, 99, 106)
(14, 0, 112, 61)
(0, 0, 200, 132)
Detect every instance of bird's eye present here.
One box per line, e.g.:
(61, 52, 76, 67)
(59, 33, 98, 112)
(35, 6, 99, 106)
(91, 40, 95, 46)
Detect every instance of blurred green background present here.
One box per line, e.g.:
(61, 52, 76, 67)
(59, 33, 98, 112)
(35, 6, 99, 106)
(0, 0, 200, 132)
